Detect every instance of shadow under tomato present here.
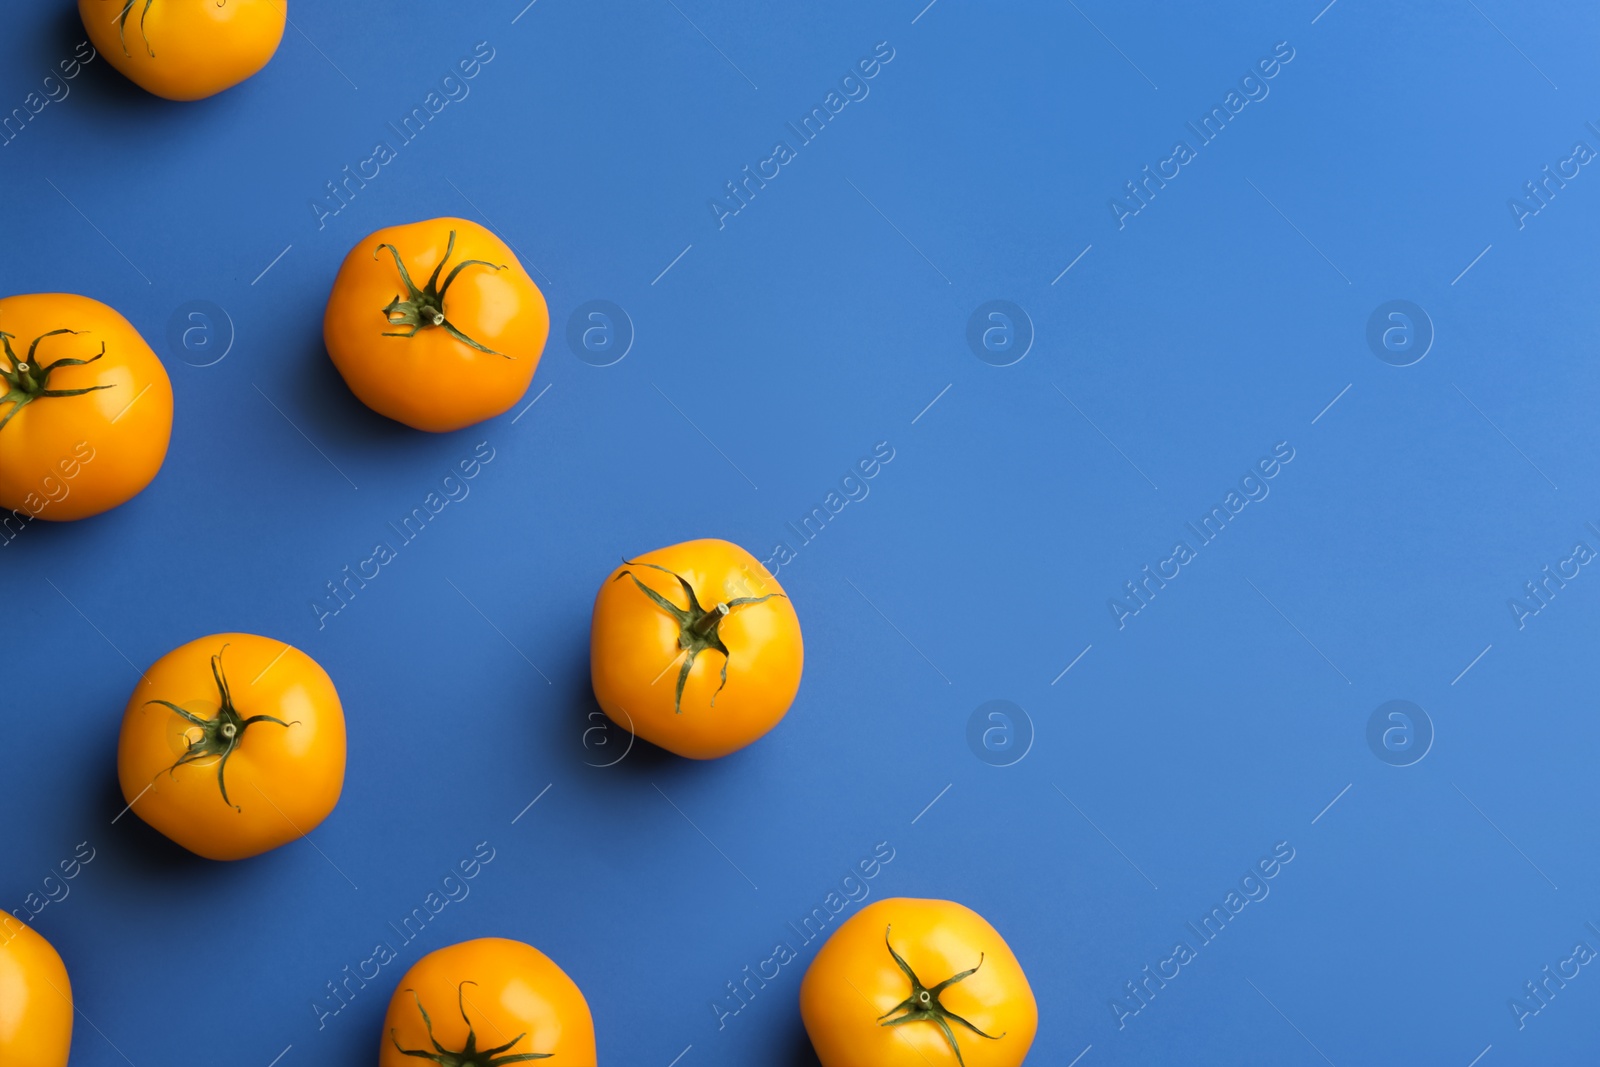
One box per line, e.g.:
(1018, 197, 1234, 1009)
(39, 8, 174, 118)
(281, 318, 423, 448)
(95, 746, 363, 902)
(560, 638, 679, 776)
(0, 457, 164, 561)
(775, 1015, 824, 1067)
(554, 620, 796, 780)
(93, 747, 223, 879)
(279, 316, 541, 478)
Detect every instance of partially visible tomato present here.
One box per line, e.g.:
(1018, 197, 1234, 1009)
(0, 293, 173, 522)
(79, 0, 286, 101)
(379, 938, 597, 1067)
(801, 898, 1037, 1067)
(590, 538, 803, 759)
(324, 218, 549, 432)
(117, 633, 346, 861)
(0, 918, 72, 1067)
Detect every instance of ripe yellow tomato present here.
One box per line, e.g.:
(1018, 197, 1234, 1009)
(0, 293, 172, 522)
(379, 938, 596, 1067)
(0, 918, 72, 1067)
(79, 0, 286, 101)
(590, 539, 803, 759)
(117, 633, 346, 861)
(801, 899, 1037, 1067)
(324, 218, 549, 432)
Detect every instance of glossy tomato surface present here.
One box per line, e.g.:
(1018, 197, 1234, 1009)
(801, 898, 1037, 1067)
(0, 293, 172, 522)
(117, 633, 346, 861)
(379, 938, 597, 1067)
(79, 0, 286, 100)
(324, 217, 549, 432)
(590, 538, 803, 759)
(0, 918, 72, 1067)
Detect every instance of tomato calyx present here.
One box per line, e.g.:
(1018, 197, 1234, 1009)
(878, 925, 1004, 1067)
(375, 231, 510, 358)
(390, 981, 551, 1065)
(613, 559, 784, 715)
(145, 646, 296, 812)
(0, 329, 116, 434)
(115, 0, 157, 57)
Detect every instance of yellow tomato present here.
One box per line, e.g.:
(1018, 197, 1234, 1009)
(379, 938, 597, 1067)
(324, 218, 549, 432)
(80, 0, 286, 101)
(801, 899, 1037, 1067)
(0, 918, 72, 1067)
(590, 539, 803, 759)
(117, 633, 346, 861)
(0, 293, 173, 522)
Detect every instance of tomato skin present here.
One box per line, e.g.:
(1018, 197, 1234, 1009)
(324, 218, 549, 432)
(590, 539, 803, 759)
(117, 633, 346, 861)
(0, 919, 72, 1067)
(0, 294, 173, 522)
(379, 938, 597, 1067)
(79, 0, 286, 101)
(800, 899, 1038, 1067)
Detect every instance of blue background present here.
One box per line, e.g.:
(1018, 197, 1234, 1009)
(3, 0, 1599, 1064)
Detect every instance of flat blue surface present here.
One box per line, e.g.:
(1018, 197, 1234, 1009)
(4, 1, 1600, 1064)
